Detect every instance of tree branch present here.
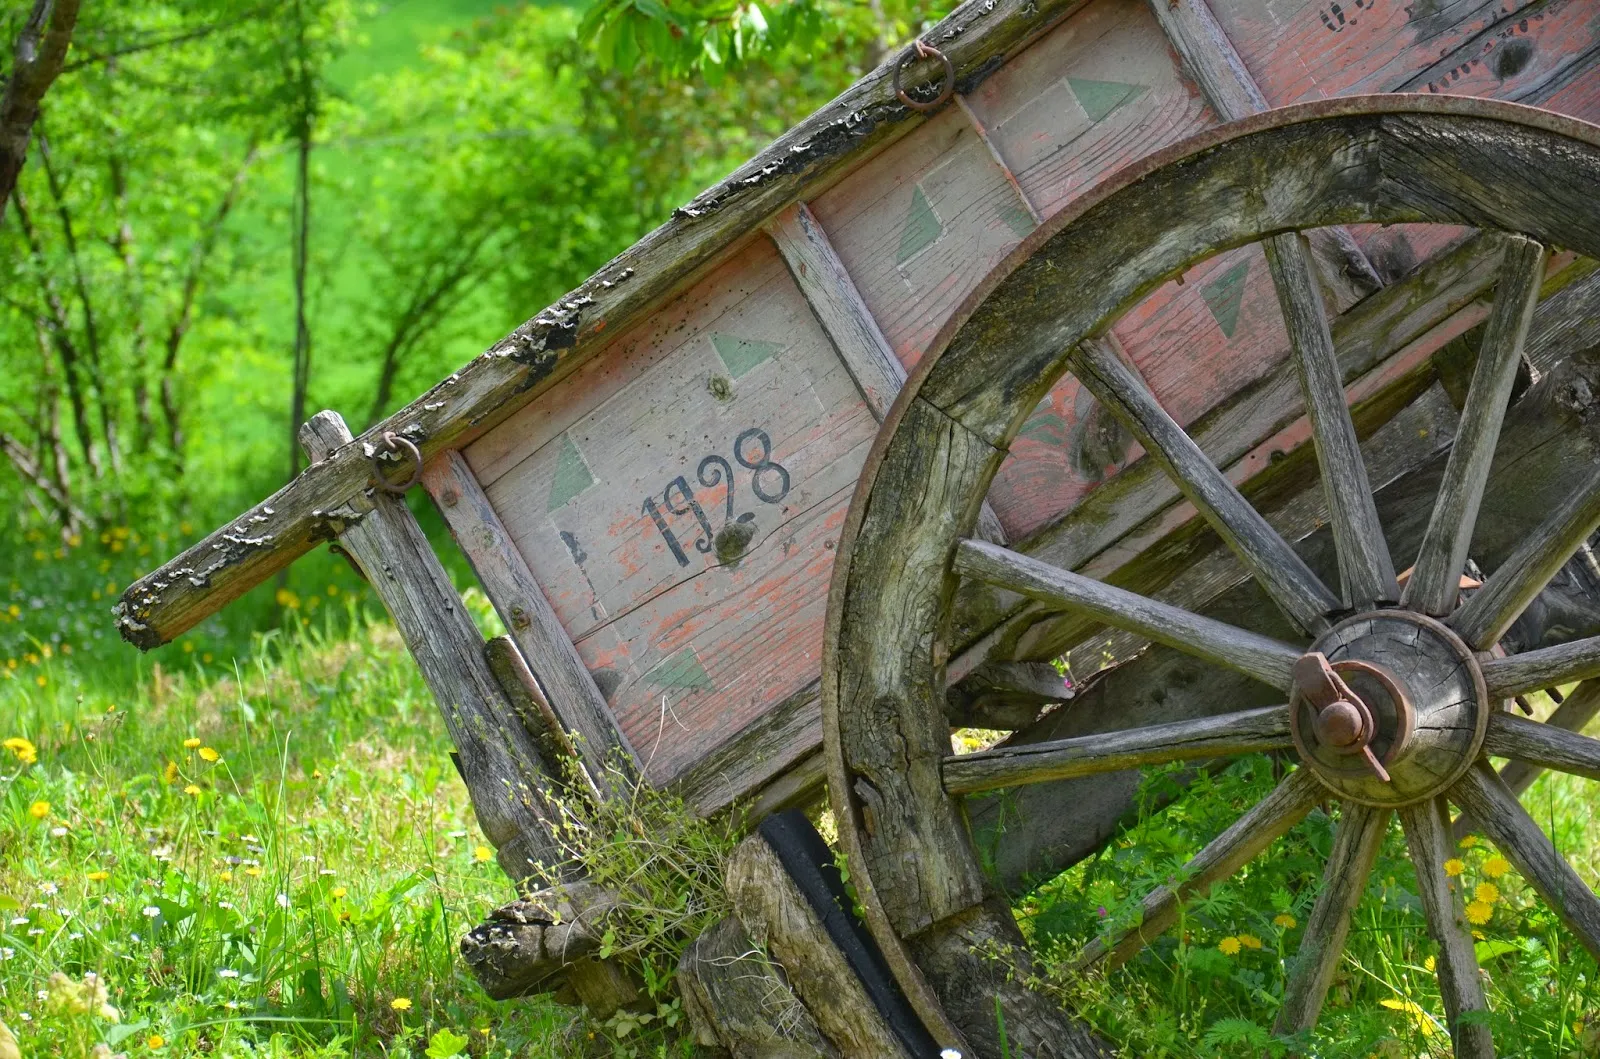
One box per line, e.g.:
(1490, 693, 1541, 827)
(0, 0, 80, 221)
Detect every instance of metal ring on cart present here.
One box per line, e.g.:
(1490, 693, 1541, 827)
(893, 39, 954, 112)
(371, 431, 422, 494)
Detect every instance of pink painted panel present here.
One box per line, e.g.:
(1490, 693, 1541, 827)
(464, 240, 877, 783)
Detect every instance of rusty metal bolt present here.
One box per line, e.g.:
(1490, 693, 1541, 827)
(440, 487, 459, 507)
(1314, 700, 1365, 749)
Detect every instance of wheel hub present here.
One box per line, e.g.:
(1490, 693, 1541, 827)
(1289, 610, 1490, 807)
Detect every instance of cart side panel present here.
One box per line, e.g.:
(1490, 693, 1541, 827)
(464, 239, 877, 784)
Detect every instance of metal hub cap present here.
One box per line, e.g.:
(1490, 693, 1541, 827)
(1289, 610, 1490, 808)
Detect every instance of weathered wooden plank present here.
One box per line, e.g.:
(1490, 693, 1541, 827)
(1077, 767, 1321, 970)
(1067, 336, 1341, 634)
(1482, 708, 1600, 783)
(810, 104, 1039, 372)
(115, 0, 1090, 650)
(677, 915, 839, 1059)
(482, 635, 591, 795)
(670, 680, 822, 818)
(1263, 230, 1398, 609)
(1403, 236, 1546, 616)
(424, 451, 637, 786)
(1273, 802, 1390, 1037)
(458, 881, 619, 999)
(1400, 797, 1494, 1059)
(1450, 759, 1600, 963)
(724, 831, 913, 1058)
(1452, 468, 1600, 651)
(298, 410, 569, 888)
(954, 538, 1301, 689)
(1481, 636, 1600, 701)
(942, 704, 1289, 794)
(766, 202, 905, 420)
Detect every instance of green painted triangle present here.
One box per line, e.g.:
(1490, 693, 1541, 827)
(999, 201, 1036, 239)
(547, 433, 596, 512)
(896, 184, 943, 265)
(1068, 78, 1148, 123)
(645, 646, 714, 692)
(1202, 259, 1250, 339)
(710, 333, 784, 379)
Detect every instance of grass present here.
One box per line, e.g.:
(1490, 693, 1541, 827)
(1, 607, 581, 1058)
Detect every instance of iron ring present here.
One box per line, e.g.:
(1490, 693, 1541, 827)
(893, 39, 954, 112)
(371, 431, 422, 494)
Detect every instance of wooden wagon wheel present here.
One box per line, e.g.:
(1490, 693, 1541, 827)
(823, 95, 1600, 1058)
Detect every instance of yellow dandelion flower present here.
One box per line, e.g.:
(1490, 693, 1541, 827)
(1475, 883, 1500, 905)
(1238, 933, 1263, 950)
(331, 886, 347, 899)
(197, 747, 220, 762)
(184, 785, 201, 797)
(1483, 856, 1511, 879)
(312, 769, 323, 779)
(28, 800, 49, 819)
(245, 866, 262, 877)
(162, 761, 178, 785)
(274, 588, 300, 610)
(35, 675, 45, 687)
(218, 871, 232, 882)
(1424, 955, 1436, 972)
(38, 645, 50, 659)
(183, 737, 201, 749)
(474, 845, 493, 862)
(86, 870, 109, 882)
(147, 1035, 165, 1048)
(390, 997, 412, 1011)
(1443, 858, 1466, 877)
(1273, 913, 1297, 929)
(202, 653, 213, 663)
(1459, 835, 1479, 849)
(3, 737, 37, 764)
(1380, 997, 1444, 1038)
(1218, 936, 1242, 956)
(327, 585, 339, 596)
(1465, 900, 1494, 925)
(181, 642, 194, 654)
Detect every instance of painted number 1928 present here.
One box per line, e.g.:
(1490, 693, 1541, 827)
(641, 427, 792, 567)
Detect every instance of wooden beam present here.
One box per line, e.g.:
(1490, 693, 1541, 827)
(1400, 797, 1493, 1058)
(1403, 236, 1547, 616)
(942, 705, 1289, 795)
(1263, 231, 1398, 609)
(298, 411, 568, 887)
(1482, 709, 1600, 784)
(1273, 802, 1390, 1036)
(1481, 636, 1600, 701)
(422, 449, 638, 786)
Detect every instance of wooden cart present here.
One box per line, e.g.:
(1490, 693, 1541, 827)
(121, 0, 1600, 1054)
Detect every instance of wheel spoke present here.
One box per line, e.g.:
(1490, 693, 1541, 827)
(1402, 236, 1546, 616)
(954, 539, 1302, 691)
(1069, 337, 1340, 635)
(1451, 469, 1600, 650)
(1490, 681, 1600, 801)
(1400, 797, 1494, 1057)
(1077, 768, 1321, 971)
(1273, 801, 1390, 1036)
(1449, 760, 1600, 963)
(1481, 635, 1600, 700)
(942, 706, 1290, 795)
(1482, 708, 1600, 783)
(1263, 232, 1398, 611)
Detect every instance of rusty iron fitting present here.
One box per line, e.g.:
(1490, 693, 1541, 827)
(371, 431, 422, 494)
(1292, 652, 1391, 782)
(893, 39, 954, 112)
